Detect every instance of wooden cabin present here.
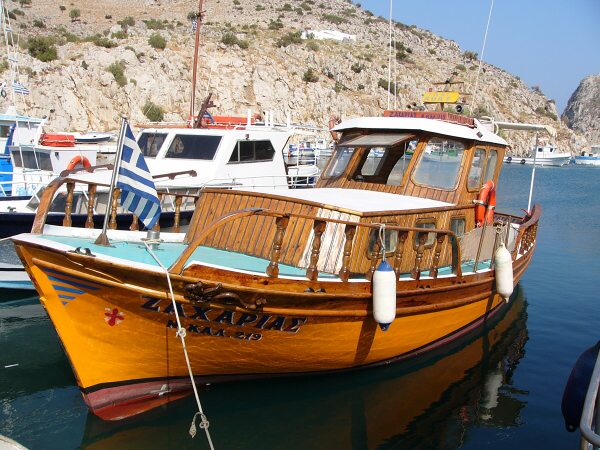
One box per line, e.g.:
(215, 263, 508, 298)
(182, 111, 512, 279)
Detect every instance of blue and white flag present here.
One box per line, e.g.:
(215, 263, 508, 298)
(116, 122, 161, 229)
(11, 81, 29, 95)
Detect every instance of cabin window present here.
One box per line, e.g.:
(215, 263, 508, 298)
(413, 220, 436, 249)
(387, 139, 417, 186)
(323, 146, 355, 178)
(165, 134, 221, 160)
(0, 125, 10, 138)
(228, 140, 275, 163)
(412, 137, 465, 190)
(467, 149, 486, 189)
(360, 147, 386, 176)
(484, 150, 498, 182)
(450, 217, 466, 237)
(367, 225, 398, 259)
(11, 150, 52, 170)
(137, 132, 167, 158)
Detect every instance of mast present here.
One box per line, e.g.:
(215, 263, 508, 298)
(1, 0, 18, 110)
(189, 0, 205, 123)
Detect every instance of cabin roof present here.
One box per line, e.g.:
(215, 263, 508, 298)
(0, 113, 45, 124)
(247, 187, 453, 213)
(332, 117, 507, 147)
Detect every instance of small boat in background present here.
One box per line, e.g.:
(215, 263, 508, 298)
(72, 131, 114, 144)
(503, 143, 571, 167)
(573, 145, 600, 166)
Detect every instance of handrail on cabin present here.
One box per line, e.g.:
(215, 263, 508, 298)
(168, 207, 465, 280)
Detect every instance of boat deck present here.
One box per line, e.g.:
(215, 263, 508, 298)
(37, 234, 490, 281)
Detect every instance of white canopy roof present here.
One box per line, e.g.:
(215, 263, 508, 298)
(248, 188, 453, 213)
(332, 117, 508, 146)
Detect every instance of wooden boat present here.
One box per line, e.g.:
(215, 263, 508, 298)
(12, 110, 541, 420)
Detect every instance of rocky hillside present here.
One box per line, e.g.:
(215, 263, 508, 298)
(562, 73, 600, 147)
(0, 0, 583, 155)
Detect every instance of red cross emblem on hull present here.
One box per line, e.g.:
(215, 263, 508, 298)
(104, 308, 125, 326)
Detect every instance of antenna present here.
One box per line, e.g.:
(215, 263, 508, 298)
(387, 0, 393, 110)
(471, 0, 494, 111)
(393, 29, 397, 110)
(189, 0, 206, 121)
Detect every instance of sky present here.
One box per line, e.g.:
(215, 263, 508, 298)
(358, 0, 600, 114)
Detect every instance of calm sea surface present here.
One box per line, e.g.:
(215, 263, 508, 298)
(1, 164, 599, 449)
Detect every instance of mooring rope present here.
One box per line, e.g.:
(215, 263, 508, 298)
(142, 240, 215, 449)
(378, 223, 388, 262)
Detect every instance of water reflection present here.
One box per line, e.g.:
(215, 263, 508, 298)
(80, 287, 529, 450)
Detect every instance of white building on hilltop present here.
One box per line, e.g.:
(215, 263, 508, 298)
(301, 29, 357, 42)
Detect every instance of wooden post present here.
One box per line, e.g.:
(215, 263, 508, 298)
(411, 232, 427, 280)
(130, 214, 139, 231)
(62, 181, 75, 227)
(366, 238, 380, 281)
(306, 220, 326, 281)
(85, 184, 97, 229)
(338, 225, 356, 282)
(108, 188, 120, 230)
(393, 231, 408, 280)
(152, 193, 163, 231)
(430, 233, 446, 279)
(174, 195, 183, 233)
(266, 216, 289, 278)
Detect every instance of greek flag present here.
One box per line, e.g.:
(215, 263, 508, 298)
(12, 81, 29, 95)
(116, 122, 161, 229)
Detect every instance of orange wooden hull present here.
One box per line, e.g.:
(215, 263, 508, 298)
(15, 240, 533, 420)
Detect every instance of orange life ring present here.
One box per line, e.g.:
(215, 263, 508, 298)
(67, 155, 92, 171)
(474, 180, 496, 226)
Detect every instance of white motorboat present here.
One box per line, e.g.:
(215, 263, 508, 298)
(503, 144, 571, 167)
(72, 131, 114, 144)
(573, 145, 600, 166)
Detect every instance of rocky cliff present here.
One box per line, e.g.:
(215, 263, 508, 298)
(0, 0, 583, 155)
(562, 73, 600, 147)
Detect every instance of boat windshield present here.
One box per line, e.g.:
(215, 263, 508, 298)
(323, 146, 355, 178)
(137, 132, 168, 158)
(165, 134, 221, 160)
(228, 140, 276, 163)
(10, 149, 53, 170)
(413, 137, 465, 190)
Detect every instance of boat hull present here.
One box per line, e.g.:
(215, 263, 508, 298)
(573, 156, 600, 166)
(503, 156, 571, 166)
(14, 239, 533, 420)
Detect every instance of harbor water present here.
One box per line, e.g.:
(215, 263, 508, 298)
(1, 164, 599, 449)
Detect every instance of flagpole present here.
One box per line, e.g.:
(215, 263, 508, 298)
(95, 117, 127, 246)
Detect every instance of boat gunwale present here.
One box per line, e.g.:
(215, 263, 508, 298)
(19, 238, 534, 319)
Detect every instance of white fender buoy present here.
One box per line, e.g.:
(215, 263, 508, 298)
(373, 260, 397, 331)
(494, 242, 514, 302)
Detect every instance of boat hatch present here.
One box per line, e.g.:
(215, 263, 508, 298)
(342, 133, 415, 147)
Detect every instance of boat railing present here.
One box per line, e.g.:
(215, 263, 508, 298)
(31, 175, 201, 234)
(170, 206, 539, 279)
(580, 350, 600, 450)
(170, 207, 466, 278)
